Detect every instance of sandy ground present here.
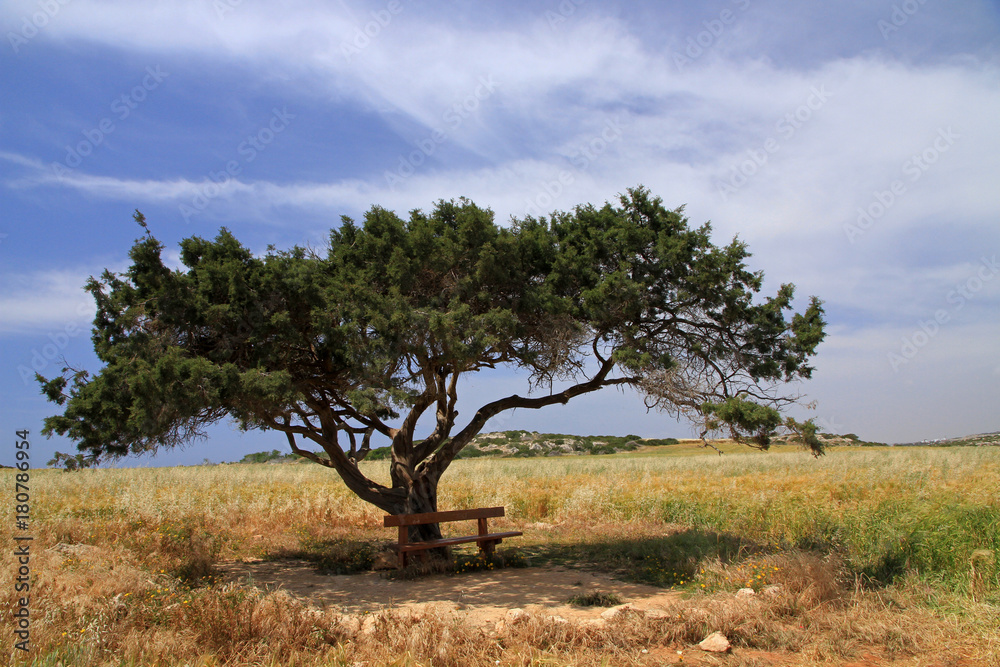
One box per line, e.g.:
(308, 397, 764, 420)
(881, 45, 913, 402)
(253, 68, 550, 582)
(216, 560, 985, 666)
(217, 558, 680, 626)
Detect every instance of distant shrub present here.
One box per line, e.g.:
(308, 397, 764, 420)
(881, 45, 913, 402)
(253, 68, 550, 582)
(646, 437, 679, 447)
(238, 450, 298, 464)
(456, 446, 490, 459)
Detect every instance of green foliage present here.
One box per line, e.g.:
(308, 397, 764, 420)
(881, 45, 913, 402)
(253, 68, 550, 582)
(784, 416, 824, 455)
(701, 397, 784, 447)
(48, 451, 98, 471)
(238, 449, 298, 464)
(700, 398, 825, 456)
(38, 187, 825, 515)
(454, 446, 491, 459)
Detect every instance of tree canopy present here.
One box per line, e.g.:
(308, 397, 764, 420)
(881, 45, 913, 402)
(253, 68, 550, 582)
(40, 187, 825, 524)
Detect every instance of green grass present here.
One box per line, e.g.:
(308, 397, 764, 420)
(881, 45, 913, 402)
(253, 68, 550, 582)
(442, 446, 1000, 596)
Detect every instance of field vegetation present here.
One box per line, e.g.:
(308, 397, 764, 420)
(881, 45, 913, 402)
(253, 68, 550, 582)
(3, 443, 999, 665)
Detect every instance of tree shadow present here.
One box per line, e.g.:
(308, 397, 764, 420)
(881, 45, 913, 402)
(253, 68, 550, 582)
(519, 527, 775, 587)
(265, 527, 786, 588)
(267, 537, 385, 575)
(855, 545, 910, 589)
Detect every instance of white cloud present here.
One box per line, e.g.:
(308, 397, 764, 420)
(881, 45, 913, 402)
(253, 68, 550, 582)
(28, 170, 247, 203)
(7, 49, 997, 329)
(3, 0, 998, 445)
(0, 151, 47, 170)
(0, 268, 96, 334)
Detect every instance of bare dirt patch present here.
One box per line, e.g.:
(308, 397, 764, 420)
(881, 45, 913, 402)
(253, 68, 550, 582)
(215, 560, 990, 666)
(217, 559, 680, 626)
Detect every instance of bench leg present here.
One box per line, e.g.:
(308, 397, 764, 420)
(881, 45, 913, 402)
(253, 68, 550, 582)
(478, 517, 493, 561)
(480, 539, 499, 560)
(398, 525, 408, 569)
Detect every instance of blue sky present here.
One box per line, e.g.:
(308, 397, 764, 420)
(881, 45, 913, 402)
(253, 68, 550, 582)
(2, 0, 998, 467)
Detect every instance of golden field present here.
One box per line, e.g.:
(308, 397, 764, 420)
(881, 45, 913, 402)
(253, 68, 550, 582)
(2, 443, 999, 666)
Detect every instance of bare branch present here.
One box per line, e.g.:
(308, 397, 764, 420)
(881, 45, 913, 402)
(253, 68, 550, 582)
(427, 357, 637, 475)
(283, 428, 332, 468)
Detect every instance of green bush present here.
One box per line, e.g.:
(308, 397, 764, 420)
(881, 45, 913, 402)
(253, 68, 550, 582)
(238, 449, 298, 464)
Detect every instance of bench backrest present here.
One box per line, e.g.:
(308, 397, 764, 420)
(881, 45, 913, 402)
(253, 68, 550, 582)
(383, 506, 505, 527)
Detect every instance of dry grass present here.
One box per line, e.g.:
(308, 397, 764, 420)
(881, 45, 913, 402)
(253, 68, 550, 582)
(2, 445, 999, 665)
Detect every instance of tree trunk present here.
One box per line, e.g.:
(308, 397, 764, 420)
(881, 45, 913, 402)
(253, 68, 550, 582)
(395, 471, 450, 562)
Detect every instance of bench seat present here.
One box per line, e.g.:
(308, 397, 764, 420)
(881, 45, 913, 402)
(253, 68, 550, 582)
(384, 506, 522, 568)
(394, 530, 524, 553)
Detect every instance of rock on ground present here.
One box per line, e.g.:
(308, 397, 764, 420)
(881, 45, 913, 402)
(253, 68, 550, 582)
(600, 604, 643, 621)
(698, 631, 731, 653)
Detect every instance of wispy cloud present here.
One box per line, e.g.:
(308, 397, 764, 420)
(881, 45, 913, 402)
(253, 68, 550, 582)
(0, 268, 97, 334)
(2, 0, 998, 448)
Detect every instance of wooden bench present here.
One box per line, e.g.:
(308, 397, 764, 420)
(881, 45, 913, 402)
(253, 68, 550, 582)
(384, 506, 523, 569)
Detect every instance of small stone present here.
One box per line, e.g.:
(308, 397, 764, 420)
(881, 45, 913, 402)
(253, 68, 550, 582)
(600, 604, 643, 620)
(736, 587, 756, 598)
(761, 584, 783, 598)
(506, 608, 530, 623)
(698, 631, 731, 653)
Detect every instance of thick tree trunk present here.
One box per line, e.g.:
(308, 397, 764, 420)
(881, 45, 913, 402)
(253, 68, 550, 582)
(402, 475, 444, 544)
(386, 470, 450, 562)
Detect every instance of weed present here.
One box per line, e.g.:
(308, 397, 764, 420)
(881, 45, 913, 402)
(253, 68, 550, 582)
(568, 591, 623, 607)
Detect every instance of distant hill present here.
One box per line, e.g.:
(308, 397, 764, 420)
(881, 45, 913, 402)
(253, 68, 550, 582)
(231, 434, 679, 465)
(232, 430, 999, 466)
(772, 430, 1000, 448)
(892, 431, 1000, 447)
(769, 432, 888, 448)
(460, 431, 680, 458)
(365, 431, 679, 460)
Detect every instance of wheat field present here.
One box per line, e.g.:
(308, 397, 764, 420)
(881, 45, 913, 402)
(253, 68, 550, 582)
(3, 444, 999, 665)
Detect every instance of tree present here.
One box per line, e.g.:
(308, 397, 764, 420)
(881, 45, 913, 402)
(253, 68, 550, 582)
(39, 187, 825, 543)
